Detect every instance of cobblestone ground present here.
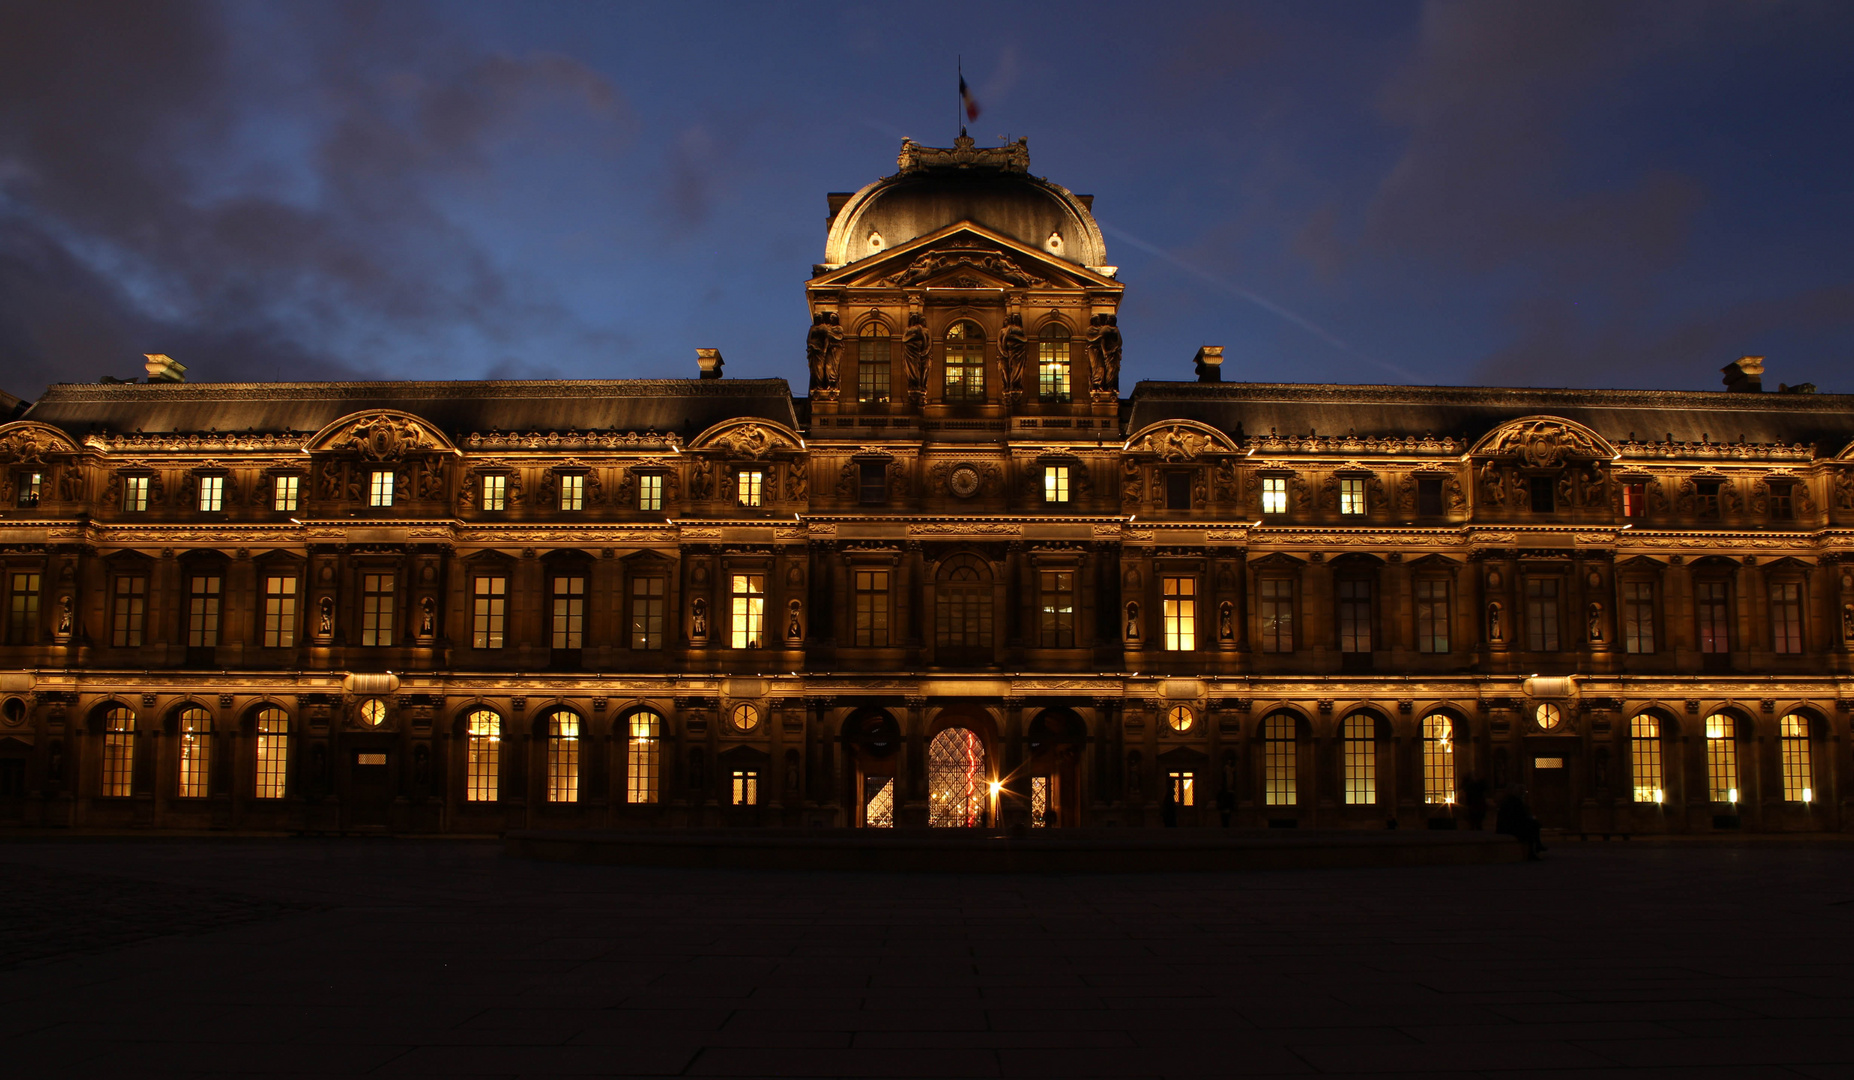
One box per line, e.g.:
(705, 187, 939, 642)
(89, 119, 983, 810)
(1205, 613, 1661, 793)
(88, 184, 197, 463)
(1, 837, 1851, 1079)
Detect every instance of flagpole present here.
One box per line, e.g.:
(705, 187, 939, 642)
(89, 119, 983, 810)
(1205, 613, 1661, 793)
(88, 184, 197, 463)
(957, 56, 964, 139)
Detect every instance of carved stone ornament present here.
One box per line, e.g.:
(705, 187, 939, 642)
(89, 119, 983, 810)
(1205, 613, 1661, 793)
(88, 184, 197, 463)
(1126, 424, 1222, 462)
(702, 422, 798, 460)
(0, 424, 74, 464)
(881, 248, 1046, 289)
(331, 415, 433, 461)
(948, 465, 981, 499)
(897, 135, 1029, 174)
(1478, 418, 1609, 468)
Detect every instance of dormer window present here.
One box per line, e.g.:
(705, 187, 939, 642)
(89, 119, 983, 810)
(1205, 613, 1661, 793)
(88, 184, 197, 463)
(1528, 476, 1554, 514)
(197, 475, 224, 512)
(857, 324, 891, 403)
(123, 475, 150, 512)
(1768, 481, 1794, 521)
(1416, 475, 1444, 516)
(737, 468, 764, 508)
(15, 471, 40, 508)
(1037, 324, 1071, 403)
(272, 475, 300, 512)
(1043, 465, 1071, 504)
(1339, 477, 1366, 516)
(1695, 479, 1721, 519)
(558, 473, 585, 511)
(367, 470, 394, 508)
(1261, 476, 1288, 515)
(942, 321, 985, 402)
(636, 473, 663, 512)
(481, 474, 507, 511)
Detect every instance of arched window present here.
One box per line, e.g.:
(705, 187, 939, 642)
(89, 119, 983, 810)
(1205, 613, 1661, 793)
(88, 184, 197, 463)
(1704, 713, 1739, 804)
(928, 727, 986, 827)
(254, 707, 289, 800)
(465, 709, 501, 803)
(1630, 714, 1663, 803)
(102, 706, 135, 797)
(1037, 323, 1071, 403)
(546, 709, 579, 804)
(942, 321, 985, 402)
(1264, 713, 1297, 807)
(935, 555, 993, 650)
(1342, 714, 1376, 805)
(1422, 714, 1454, 805)
(177, 707, 212, 798)
(627, 709, 661, 804)
(1779, 713, 1813, 802)
(857, 323, 891, 404)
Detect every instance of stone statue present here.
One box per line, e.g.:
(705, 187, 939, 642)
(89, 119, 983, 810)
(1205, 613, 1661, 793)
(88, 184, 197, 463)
(318, 595, 333, 636)
(420, 596, 435, 637)
(805, 311, 844, 394)
(1487, 601, 1503, 643)
(901, 312, 930, 397)
(691, 598, 708, 640)
(998, 313, 1027, 400)
(1587, 601, 1604, 643)
(1219, 601, 1234, 641)
(56, 594, 72, 635)
(786, 599, 803, 641)
(1843, 601, 1854, 641)
(1086, 314, 1122, 392)
(1125, 601, 1140, 641)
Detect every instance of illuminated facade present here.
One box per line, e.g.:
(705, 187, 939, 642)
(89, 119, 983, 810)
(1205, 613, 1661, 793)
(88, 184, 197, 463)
(1, 137, 1851, 834)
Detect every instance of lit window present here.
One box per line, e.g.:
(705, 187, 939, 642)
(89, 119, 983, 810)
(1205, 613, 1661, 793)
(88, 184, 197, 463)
(273, 475, 299, 512)
(729, 703, 758, 733)
(942, 321, 985, 402)
(858, 326, 891, 403)
(1631, 714, 1663, 803)
(254, 708, 288, 799)
(482, 474, 507, 511)
(1535, 702, 1564, 731)
(1415, 578, 1448, 653)
(547, 710, 579, 803)
(1696, 581, 1730, 654)
(1259, 578, 1293, 653)
(731, 769, 759, 806)
(465, 709, 500, 802)
(1165, 705, 1194, 734)
(197, 475, 224, 512)
(16, 471, 40, 507)
(1342, 714, 1376, 805)
(368, 470, 393, 507)
(1037, 325, 1071, 403)
(359, 698, 387, 726)
(1771, 581, 1803, 654)
(1261, 476, 1287, 515)
(1264, 713, 1297, 806)
(1525, 578, 1560, 651)
(854, 569, 890, 647)
(1039, 570, 1074, 648)
(1339, 477, 1366, 515)
(1623, 581, 1655, 654)
(1780, 714, 1812, 802)
(1167, 771, 1195, 807)
(630, 576, 665, 650)
(7, 572, 39, 644)
(123, 475, 150, 512)
(627, 710, 660, 804)
(559, 474, 584, 511)
(472, 575, 506, 649)
(177, 707, 211, 798)
(360, 573, 394, 646)
(1622, 481, 1647, 518)
(102, 706, 135, 797)
(112, 574, 146, 647)
(736, 469, 763, 507)
(552, 576, 585, 650)
(1044, 465, 1071, 504)
(263, 575, 297, 648)
(186, 575, 221, 648)
(1422, 714, 1454, 804)
(1705, 713, 1739, 803)
(1337, 579, 1372, 653)
(637, 473, 662, 511)
(730, 573, 764, 648)
(1162, 576, 1196, 651)
(1030, 776, 1051, 827)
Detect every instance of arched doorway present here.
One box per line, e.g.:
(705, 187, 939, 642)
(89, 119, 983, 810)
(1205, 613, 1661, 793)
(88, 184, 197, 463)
(843, 708, 901, 827)
(927, 727, 987, 828)
(1024, 708, 1086, 827)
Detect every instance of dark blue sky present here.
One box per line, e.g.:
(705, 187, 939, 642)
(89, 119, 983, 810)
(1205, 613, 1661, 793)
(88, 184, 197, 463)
(4, 1, 1852, 399)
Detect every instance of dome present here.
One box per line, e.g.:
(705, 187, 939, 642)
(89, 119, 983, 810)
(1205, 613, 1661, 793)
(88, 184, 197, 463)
(822, 137, 1108, 271)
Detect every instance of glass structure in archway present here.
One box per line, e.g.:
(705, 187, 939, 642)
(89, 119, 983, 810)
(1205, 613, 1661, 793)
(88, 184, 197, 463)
(928, 727, 986, 827)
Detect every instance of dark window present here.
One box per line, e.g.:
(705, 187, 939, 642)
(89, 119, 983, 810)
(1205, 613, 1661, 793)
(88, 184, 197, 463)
(859, 461, 887, 505)
(934, 557, 993, 650)
(1769, 483, 1794, 521)
(1771, 581, 1803, 654)
(853, 570, 889, 647)
(1416, 476, 1444, 516)
(1337, 579, 1372, 653)
(1259, 578, 1293, 653)
(1039, 570, 1075, 648)
(1696, 480, 1721, 519)
(15, 472, 40, 508)
(1165, 472, 1191, 511)
(112, 574, 146, 647)
(1696, 580, 1730, 653)
(1623, 580, 1655, 654)
(1528, 476, 1555, 514)
(1622, 481, 1647, 518)
(1525, 578, 1560, 651)
(1415, 578, 1448, 653)
(630, 577, 665, 650)
(857, 327, 891, 403)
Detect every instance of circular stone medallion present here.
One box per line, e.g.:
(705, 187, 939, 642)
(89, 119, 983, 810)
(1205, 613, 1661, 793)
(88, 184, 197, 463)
(949, 465, 981, 498)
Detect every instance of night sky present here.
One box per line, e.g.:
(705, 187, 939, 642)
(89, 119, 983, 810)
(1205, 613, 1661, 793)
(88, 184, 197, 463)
(4, 1, 1852, 401)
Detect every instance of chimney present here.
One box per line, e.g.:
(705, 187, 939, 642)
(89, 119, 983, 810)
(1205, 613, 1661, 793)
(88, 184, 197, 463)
(696, 348, 724, 380)
(1193, 346, 1223, 383)
(144, 353, 186, 383)
(1721, 355, 1763, 393)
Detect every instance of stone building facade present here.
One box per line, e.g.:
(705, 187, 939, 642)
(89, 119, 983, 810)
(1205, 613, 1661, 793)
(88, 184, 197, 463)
(1, 137, 1852, 834)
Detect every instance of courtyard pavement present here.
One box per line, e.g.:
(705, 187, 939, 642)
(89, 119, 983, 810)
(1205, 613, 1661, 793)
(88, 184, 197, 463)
(1, 835, 1851, 1079)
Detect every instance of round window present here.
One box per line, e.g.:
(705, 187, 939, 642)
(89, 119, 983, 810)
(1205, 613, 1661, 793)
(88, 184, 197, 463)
(729, 703, 758, 733)
(359, 698, 388, 727)
(1165, 705, 1195, 734)
(1, 697, 25, 725)
(1535, 702, 1563, 731)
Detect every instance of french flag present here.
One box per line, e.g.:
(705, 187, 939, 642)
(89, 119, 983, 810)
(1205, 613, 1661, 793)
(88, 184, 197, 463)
(960, 75, 981, 123)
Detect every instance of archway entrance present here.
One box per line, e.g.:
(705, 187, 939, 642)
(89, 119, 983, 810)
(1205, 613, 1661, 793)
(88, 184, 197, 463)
(843, 708, 900, 828)
(1024, 709, 1086, 827)
(928, 727, 987, 828)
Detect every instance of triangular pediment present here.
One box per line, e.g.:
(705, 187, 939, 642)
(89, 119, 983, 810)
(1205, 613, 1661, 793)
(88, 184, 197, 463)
(810, 222, 1120, 292)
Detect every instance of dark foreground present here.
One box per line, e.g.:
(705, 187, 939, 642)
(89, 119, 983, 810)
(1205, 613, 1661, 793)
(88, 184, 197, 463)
(2, 837, 1851, 1079)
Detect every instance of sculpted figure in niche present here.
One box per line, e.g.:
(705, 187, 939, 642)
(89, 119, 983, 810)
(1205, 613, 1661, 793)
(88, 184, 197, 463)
(1219, 601, 1234, 641)
(420, 596, 436, 637)
(317, 596, 334, 636)
(1587, 601, 1604, 644)
(1487, 601, 1504, 643)
(805, 311, 844, 394)
(691, 598, 708, 640)
(1086, 314, 1122, 392)
(1125, 601, 1140, 642)
(786, 599, 803, 641)
(57, 594, 72, 635)
(998, 313, 1027, 400)
(1843, 601, 1854, 641)
(902, 312, 930, 397)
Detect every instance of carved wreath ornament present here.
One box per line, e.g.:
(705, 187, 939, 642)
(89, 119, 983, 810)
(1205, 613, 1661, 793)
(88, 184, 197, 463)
(333, 416, 432, 461)
(1483, 419, 1605, 469)
(1127, 425, 1216, 462)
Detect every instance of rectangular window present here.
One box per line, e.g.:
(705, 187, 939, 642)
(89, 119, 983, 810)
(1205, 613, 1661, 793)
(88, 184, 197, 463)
(1339, 478, 1366, 516)
(548, 713, 579, 804)
(1264, 714, 1296, 807)
(472, 575, 506, 649)
(466, 711, 500, 802)
(1167, 771, 1195, 808)
(1162, 576, 1196, 651)
(1037, 339, 1070, 403)
(368, 470, 393, 508)
(1261, 476, 1288, 515)
(630, 577, 665, 650)
(1165, 472, 1191, 511)
(16, 471, 41, 507)
(1622, 481, 1647, 519)
(559, 474, 584, 511)
(1039, 570, 1075, 648)
(1705, 714, 1738, 803)
(254, 711, 288, 799)
(1631, 715, 1663, 803)
(272, 475, 299, 512)
(637, 473, 663, 512)
(1623, 580, 1655, 654)
(7, 572, 39, 644)
(859, 461, 887, 505)
(361, 573, 394, 647)
(853, 570, 889, 647)
(1422, 715, 1454, 805)
(737, 469, 763, 507)
(1528, 475, 1554, 514)
(626, 712, 660, 804)
(103, 709, 134, 797)
(197, 475, 224, 512)
(1414, 578, 1449, 653)
(177, 711, 211, 798)
(1525, 578, 1560, 651)
(857, 335, 891, 403)
(262, 575, 298, 648)
(731, 769, 759, 806)
(1342, 715, 1376, 805)
(1771, 581, 1803, 654)
(111, 574, 146, 647)
(943, 341, 985, 402)
(1416, 475, 1444, 516)
(1338, 579, 1372, 653)
(123, 475, 150, 512)
(1044, 465, 1071, 504)
(551, 576, 585, 650)
(1696, 581, 1730, 654)
(1769, 482, 1794, 521)
(1780, 714, 1812, 802)
(186, 575, 221, 648)
(1259, 577, 1293, 653)
(482, 474, 507, 511)
(730, 573, 764, 648)
(1695, 480, 1721, 519)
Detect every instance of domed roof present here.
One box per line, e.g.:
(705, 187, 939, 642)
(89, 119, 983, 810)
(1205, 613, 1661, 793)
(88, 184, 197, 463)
(822, 137, 1108, 271)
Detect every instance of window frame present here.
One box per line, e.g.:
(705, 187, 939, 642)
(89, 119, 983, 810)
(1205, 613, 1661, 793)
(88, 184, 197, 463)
(1338, 477, 1367, 516)
(481, 473, 508, 511)
(197, 473, 225, 513)
(857, 324, 892, 404)
(1161, 575, 1197, 652)
(1039, 568, 1076, 648)
(1260, 476, 1288, 516)
(367, 469, 394, 508)
(1695, 577, 1731, 655)
(1523, 575, 1562, 652)
(111, 572, 148, 648)
(546, 709, 580, 803)
(471, 573, 507, 650)
(1769, 578, 1804, 655)
(1414, 576, 1449, 654)
(630, 574, 666, 650)
(1043, 464, 1072, 505)
(636, 472, 664, 512)
(736, 468, 765, 508)
(557, 472, 585, 512)
(122, 474, 151, 512)
(1036, 323, 1071, 403)
(262, 572, 299, 649)
(185, 573, 222, 649)
(272, 473, 301, 513)
(626, 709, 661, 804)
(6, 570, 40, 645)
(1621, 578, 1656, 654)
(359, 571, 396, 647)
(729, 571, 765, 649)
(1336, 577, 1373, 654)
(1779, 713, 1813, 802)
(1257, 575, 1294, 654)
(253, 707, 289, 799)
(176, 706, 212, 799)
(465, 708, 501, 803)
(551, 574, 586, 651)
(941, 320, 986, 403)
(1341, 713, 1377, 806)
(1422, 713, 1455, 805)
(853, 567, 891, 648)
(1630, 713, 1664, 803)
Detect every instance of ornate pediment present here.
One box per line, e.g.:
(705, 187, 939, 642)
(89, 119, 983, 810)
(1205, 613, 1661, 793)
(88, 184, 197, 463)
(0, 422, 80, 462)
(687, 419, 804, 459)
(1470, 416, 1615, 467)
(879, 248, 1047, 289)
(811, 222, 1121, 291)
(309, 411, 453, 459)
(1123, 420, 1241, 461)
